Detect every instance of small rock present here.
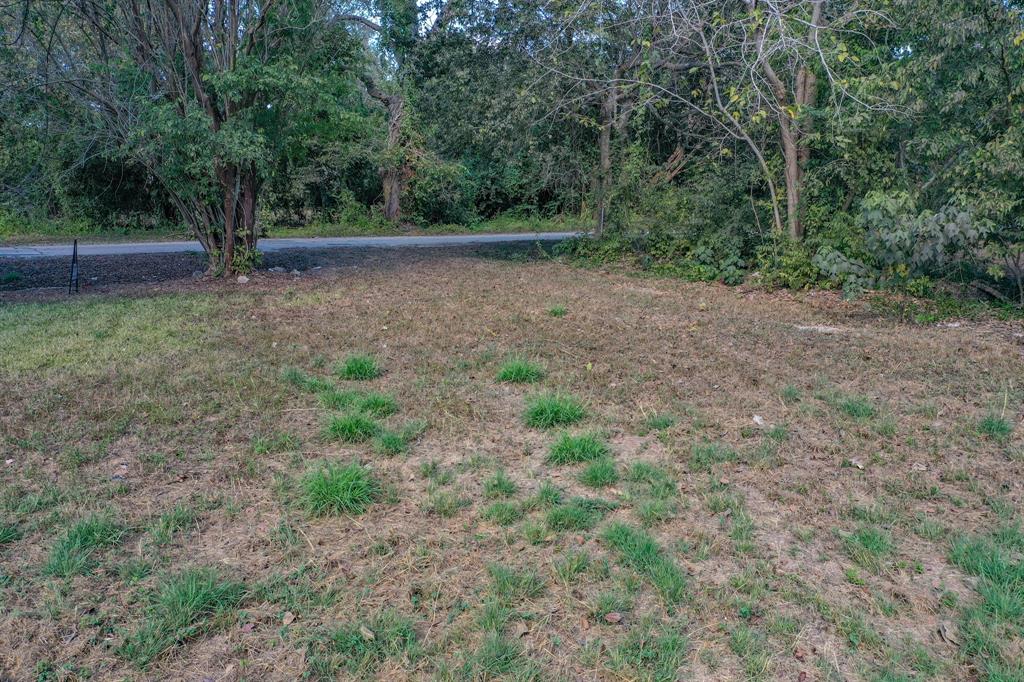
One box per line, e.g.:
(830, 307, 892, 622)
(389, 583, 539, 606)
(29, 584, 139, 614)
(237, 275, 249, 284)
(752, 415, 766, 427)
(282, 611, 296, 626)
(604, 612, 623, 624)
(513, 622, 530, 637)
(290, 269, 301, 275)
(268, 266, 286, 273)
(359, 625, 375, 640)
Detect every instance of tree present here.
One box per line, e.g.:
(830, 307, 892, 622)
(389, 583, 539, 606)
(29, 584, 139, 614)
(5, 0, 344, 273)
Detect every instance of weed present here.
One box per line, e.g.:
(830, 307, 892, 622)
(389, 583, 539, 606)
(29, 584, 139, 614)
(579, 459, 618, 488)
(978, 414, 1013, 442)
(602, 523, 687, 604)
(119, 568, 245, 668)
(334, 354, 381, 380)
(524, 393, 586, 429)
(483, 470, 518, 499)
(317, 387, 359, 410)
(302, 462, 379, 516)
(45, 515, 123, 576)
(496, 358, 545, 384)
(548, 305, 567, 317)
(0, 524, 21, 545)
(324, 413, 380, 443)
(523, 481, 563, 510)
(547, 432, 608, 464)
(781, 385, 801, 404)
(689, 441, 737, 472)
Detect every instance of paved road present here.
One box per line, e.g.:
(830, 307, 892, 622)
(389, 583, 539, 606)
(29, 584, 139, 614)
(0, 232, 578, 258)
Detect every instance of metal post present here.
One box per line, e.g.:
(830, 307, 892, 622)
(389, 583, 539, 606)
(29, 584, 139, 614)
(68, 239, 79, 294)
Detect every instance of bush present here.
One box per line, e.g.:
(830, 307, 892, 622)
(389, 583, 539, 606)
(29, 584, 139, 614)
(406, 155, 477, 225)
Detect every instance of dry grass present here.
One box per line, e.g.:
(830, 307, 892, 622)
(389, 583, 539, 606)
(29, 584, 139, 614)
(1, 255, 1023, 680)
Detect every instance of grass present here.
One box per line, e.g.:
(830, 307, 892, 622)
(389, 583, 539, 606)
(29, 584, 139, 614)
(602, 522, 687, 604)
(483, 470, 518, 498)
(608, 621, 688, 682)
(424, 490, 470, 517)
(324, 412, 380, 442)
(524, 393, 586, 429)
(547, 432, 609, 464)
(548, 305, 567, 317)
(307, 610, 418, 678)
(488, 564, 545, 603)
(843, 526, 893, 572)
(837, 395, 877, 420)
(45, 515, 123, 576)
(147, 503, 197, 545)
(644, 412, 676, 431)
(978, 413, 1013, 442)
(482, 501, 523, 526)
(496, 357, 545, 383)
(119, 568, 246, 668)
(546, 497, 611, 532)
(281, 367, 333, 393)
(0, 524, 22, 545)
(689, 441, 737, 472)
(579, 458, 618, 487)
(334, 354, 381, 380)
(302, 462, 379, 516)
(372, 420, 426, 456)
(356, 391, 398, 417)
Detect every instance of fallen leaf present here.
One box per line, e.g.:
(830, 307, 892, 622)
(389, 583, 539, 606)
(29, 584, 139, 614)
(753, 415, 766, 427)
(239, 623, 255, 633)
(359, 625, 375, 640)
(513, 622, 530, 638)
(282, 611, 296, 626)
(604, 612, 623, 624)
(850, 458, 865, 470)
(938, 621, 961, 646)
(794, 647, 806, 661)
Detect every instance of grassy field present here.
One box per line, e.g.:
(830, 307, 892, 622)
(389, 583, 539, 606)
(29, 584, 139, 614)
(1, 256, 1022, 681)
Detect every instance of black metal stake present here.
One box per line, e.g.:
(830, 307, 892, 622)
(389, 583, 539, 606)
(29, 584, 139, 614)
(68, 239, 79, 294)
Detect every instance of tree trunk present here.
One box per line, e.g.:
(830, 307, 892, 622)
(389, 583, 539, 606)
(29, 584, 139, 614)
(594, 82, 617, 235)
(778, 114, 803, 240)
(381, 93, 405, 222)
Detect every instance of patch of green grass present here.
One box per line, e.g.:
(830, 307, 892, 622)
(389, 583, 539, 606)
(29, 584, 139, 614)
(45, 514, 123, 576)
(548, 305, 567, 318)
(836, 395, 876, 420)
(607, 620, 688, 682)
(602, 522, 687, 604)
(842, 526, 893, 572)
(524, 481, 563, 510)
(424, 490, 469, 517)
(251, 431, 300, 455)
(546, 497, 611, 532)
(302, 462, 379, 516)
(644, 413, 676, 431)
(482, 501, 523, 526)
(781, 385, 801, 404)
(316, 386, 359, 409)
(306, 610, 418, 678)
(488, 564, 545, 603)
(471, 631, 540, 678)
(689, 441, 737, 472)
(334, 354, 381, 381)
(636, 498, 676, 526)
(0, 524, 21, 545)
(147, 503, 197, 545)
(324, 413, 380, 442)
(483, 470, 518, 499)
(579, 459, 618, 488)
(118, 568, 246, 668)
(554, 550, 592, 584)
(524, 393, 586, 429)
(547, 432, 608, 464)
(281, 367, 333, 393)
(372, 420, 426, 457)
(356, 392, 398, 417)
(496, 357, 545, 384)
(978, 414, 1013, 442)
(728, 623, 770, 680)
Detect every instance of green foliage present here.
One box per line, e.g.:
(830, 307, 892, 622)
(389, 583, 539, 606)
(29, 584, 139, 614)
(334, 354, 382, 380)
(302, 462, 379, 516)
(483, 470, 518, 498)
(119, 568, 246, 668)
(689, 441, 737, 472)
(602, 523, 687, 604)
(546, 497, 611, 532)
(324, 413, 380, 442)
(524, 393, 587, 429)
(405, 155, 477, 225)
(579, 459, 618, 488)
(547, 432, 609, 464)
(496, 358, 545, 384)
(307, 610, 419, 678)
(45, 515, 123, 576)
(488, 564, 545, 603)
(978, 414, 1013, 442)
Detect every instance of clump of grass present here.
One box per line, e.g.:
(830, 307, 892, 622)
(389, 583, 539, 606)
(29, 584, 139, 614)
(424, 491, 469, 518)
(482, 501, 523, 526)
(334, 354, 381, 381)
(689, 441, 737, 472)
(554, 550, 592, 584)
(45, 514, 123, 577)
(483, 470, 518, 499)
(608, 621, 688, 680)
(978, 414, 1013, 442)
(308, 610, 418, 677)
(147, 503, 197, 545)
(356, 392, 398, 417)
(488, 564, 545, 603)
(302, 462, 379, 516)
(602, 522, 687, 604)
(548, 305, 567, 318)
(496, 357, 545, 384)
(644, 413, 676, 431)
(373, 420, 426, 457)
(579, 459, 618, 488)
(524, 481, 563, 510)
(281, 367, 333, 393)
(119, 568, 246, 668)
(780, 385, 800, 404)
(0, 524, 21, 545)
(842, 526, 893, 572)
(317, 387, 359, 410)
(546, 497, 611, 532)
(524, 393, 586, 429)
(251, 431, 300, 455)
(837, 395, 876, 420)
(547, 432, 608, 464)
(325, 413, 380, 443)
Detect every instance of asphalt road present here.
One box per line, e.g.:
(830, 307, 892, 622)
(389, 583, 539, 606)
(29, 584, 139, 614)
(0, 231, 579, 258)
